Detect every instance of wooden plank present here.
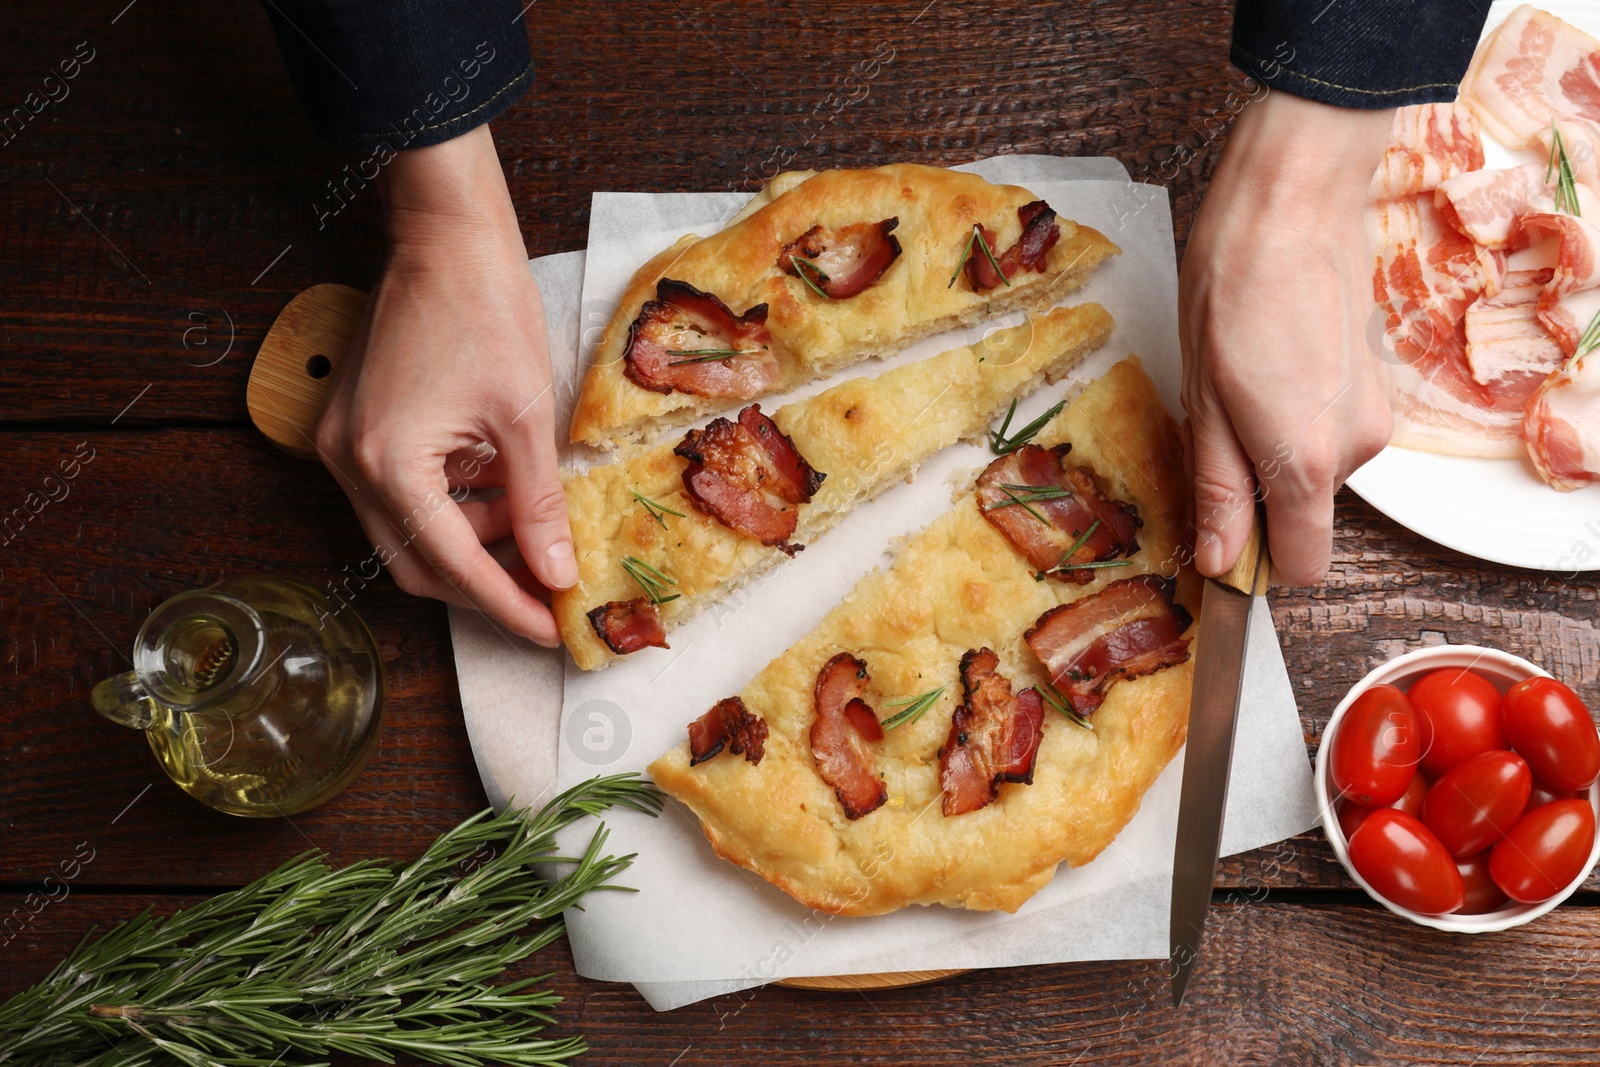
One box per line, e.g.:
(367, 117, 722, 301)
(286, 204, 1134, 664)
(6, 893, 1600, 1065)
(0, 0, 1240, 423)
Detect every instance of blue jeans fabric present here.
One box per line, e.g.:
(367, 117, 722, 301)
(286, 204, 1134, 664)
(1232, 0, 1490, 108)
(261, 0, 534, 152)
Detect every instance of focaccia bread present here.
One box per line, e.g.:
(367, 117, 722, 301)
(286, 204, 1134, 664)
(558, 303, 1116, 670)
(570, 164, 1121, 448)
(648, 357, 1199, 916)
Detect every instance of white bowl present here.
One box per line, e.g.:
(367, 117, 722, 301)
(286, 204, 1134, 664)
(1314, 644, 1600, 933)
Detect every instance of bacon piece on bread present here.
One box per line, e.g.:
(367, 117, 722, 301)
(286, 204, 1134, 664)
(810, 653, 888, 819)
(675, 404, 825, 554)
(779, 218, 902, 299)
(975, 444, 1140, 582)
(689, 696, 769, 766)
(623, 279, 778, 398)
(1024, 575, 1193, 715)
(939, 648, 1047, 817)
(586, 598, 668, 656)
(966, 200, 1061, 291)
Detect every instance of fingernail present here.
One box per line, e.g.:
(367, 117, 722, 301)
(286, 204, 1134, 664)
(1195, 529, 1222, 576)
(544, 540, 578, 589)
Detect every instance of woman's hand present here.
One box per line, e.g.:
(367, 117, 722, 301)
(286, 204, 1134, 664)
(314, 124, 574, 646)
(1180, 90, 1396, 587)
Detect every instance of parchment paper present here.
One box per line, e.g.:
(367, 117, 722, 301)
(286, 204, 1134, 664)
(452, 156, 1320, 1012)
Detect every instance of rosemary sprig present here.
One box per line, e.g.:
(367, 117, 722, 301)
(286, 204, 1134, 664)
(880, 686, 946, 730)
(1576, 305, 1600, 357)
(0, 775, 662, 1067)
(982, 484, 1073, 521)
(1036, 683, 1093, 731)
(946, 224, 1010, 287)
(1548, 122, 1582, 216)
(665, 348, 753, 365)
(994, 487, 1051, 526)
(989, 398, 1066, 455)
(1036, 519, 1102, 580)
(631, 489, 685, 529)
(621, 555, 680, 605)
(790, 257, 833, 300)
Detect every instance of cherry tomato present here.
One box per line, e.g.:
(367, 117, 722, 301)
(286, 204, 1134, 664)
(1330, 684, 1421, 806)
(1409, 668, 1506, 777)
(1421, 750, 1531, 857)
(1347, 809, 1464, 915)
(1489, 799, 1597, 904)
(1455, 851, 1509, 915)
(1502, 678, 1600, 791)
(1528, 780, 1582, 810)
(1338, 772, 1429, 840)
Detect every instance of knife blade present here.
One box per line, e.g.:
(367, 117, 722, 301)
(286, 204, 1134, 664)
(1169, 513, 1270, 1007)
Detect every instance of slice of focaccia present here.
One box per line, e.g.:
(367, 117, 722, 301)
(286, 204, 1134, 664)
(556, 303, 1116, 671)
(570, 164, 1121, 448)
(648, 357, 1199, 916)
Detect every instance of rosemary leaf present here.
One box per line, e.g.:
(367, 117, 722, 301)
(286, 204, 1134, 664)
(1577, 305, 1600, 358)
(1036, 684, 1093, 731)
(990, 398, 1066, 455)
(790, 257, 832, 300)
(974, 225, 1010, 286)
(1035, 519, 1103, 580)
(631, 490, 685, 529)
(665, 348, 750, 365)
(622, 555, 680, 605)
(881, 686, 946, 730)
(1549, 122, 1582, 216)
(0, 776, 662, 1067)
(947, 227, 979, 288)
(981, 484, 1073, 514)
(995, 488, 1051, 526)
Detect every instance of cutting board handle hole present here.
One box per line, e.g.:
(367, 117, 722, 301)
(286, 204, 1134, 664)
(306, 354, 332, 379)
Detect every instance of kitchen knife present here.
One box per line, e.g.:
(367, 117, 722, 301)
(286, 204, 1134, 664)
(1169, 510, 1271, 1006)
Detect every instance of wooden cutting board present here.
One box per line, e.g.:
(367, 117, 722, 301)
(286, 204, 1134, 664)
(246, 284, 966, 993)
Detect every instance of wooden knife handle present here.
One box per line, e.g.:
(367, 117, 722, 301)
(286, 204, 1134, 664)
(1213, 499, 1272, 596)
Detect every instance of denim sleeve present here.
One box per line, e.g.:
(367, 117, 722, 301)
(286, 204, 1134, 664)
(1231, 0, 1489, 109)
(260, 0, 535, 151)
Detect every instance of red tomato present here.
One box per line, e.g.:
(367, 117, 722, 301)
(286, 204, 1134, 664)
(1347, 809, 1465, 915)
(1409, 668, 1507, 777)
(1338, 772, 1429, 840)
(1455, 851, 1509, 915)
(1489, 799, 1597, 904)
(1330, 684, 1421, 806)
(1528, 780, 1582, 810)
(1421, 750, 1531, 857)
(1502, 678, 1600, 791)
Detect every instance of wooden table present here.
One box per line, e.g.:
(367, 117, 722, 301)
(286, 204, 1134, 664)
(4, 2, 1598, 1063)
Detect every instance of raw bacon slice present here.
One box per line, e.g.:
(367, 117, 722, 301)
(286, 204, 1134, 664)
(586, 598, 668, 655)
(675, 404, 825, 554)
(965, 200, 1061, 291)
(1540, 286, 1600, 356)
(938, 648, 1046, 817)
(1371, 103, 1484, 199)
(689, 696, 769, 766)
(1537, 116, 1600, 189)
(1465, 269, 1565, 406)
(1460, 4, 1600, 150)
(1522, 212, 1600, 311)
(622, 279, 779, 398)
(974, 444, 1141, 582)
(1432, 163, 1600, 251)
(779, 219, 901, 299)
(1525, 350, 1600, 491)
(1023, 575, 1193, 717)
(810, 653, 887, 819)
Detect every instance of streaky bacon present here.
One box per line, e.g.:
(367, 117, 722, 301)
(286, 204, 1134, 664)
(1540, 286, 1600, 357)
(938, 648, 1046, 817)
(688, 696, 769, 766)
(1431, 163, 1600, 251)
(675, 404, 825, 554)
(1524, 351, 1600, 491)
(1460, 5, 1600, 150)
(1023, 575, 1193, 716)
(966, 200, 1061, 291)
(586, 597, 668, 655)
(974, 444, 1141, 582)
(810, 653, 887, 819)
(779, 218, 901, 299)
(1522, 212, 1600, 313)
(1464, 269, 1564, 407)
(622, 279, 778, 398)
(1371, 103, 1484, 199)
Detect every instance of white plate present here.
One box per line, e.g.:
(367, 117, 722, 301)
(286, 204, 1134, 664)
(1345, 0, 1600, 572)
